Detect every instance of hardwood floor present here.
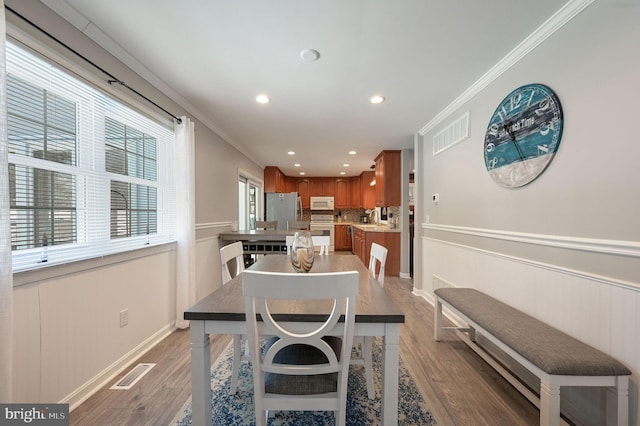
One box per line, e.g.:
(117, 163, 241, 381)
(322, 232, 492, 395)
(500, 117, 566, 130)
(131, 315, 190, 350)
(69, 275, 539, 425)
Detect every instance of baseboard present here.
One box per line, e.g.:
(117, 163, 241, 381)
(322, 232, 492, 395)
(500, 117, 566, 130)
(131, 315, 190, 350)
(61, 323, 176, 411)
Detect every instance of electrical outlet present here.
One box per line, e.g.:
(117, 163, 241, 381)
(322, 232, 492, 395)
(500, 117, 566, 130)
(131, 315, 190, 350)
(120, 309, 129, 328)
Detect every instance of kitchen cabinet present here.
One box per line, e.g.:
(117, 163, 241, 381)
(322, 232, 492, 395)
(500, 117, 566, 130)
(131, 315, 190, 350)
(349, 176, 361, 208)
(296, 178, 310, 208)
(264, 166, 286, 193)
(353, 227, 366, 261)
(309, 178, 335, 196)
(334, 224, 352, 251)
(374, 150, 401, 207)
(352, 226, 400, 276)
(334, 179, 350, 209)
(361, 171, 376, 209)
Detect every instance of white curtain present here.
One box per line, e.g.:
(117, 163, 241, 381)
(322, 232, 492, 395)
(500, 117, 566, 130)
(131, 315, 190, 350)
(175, 116, 196, 329)
(0, 0, 13, 402)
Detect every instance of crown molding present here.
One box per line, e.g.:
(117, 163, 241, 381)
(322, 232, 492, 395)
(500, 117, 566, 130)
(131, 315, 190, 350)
(418, 0, 596, 136)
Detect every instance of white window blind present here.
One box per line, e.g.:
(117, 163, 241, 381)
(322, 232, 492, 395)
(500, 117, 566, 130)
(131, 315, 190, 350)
(7, 41, 176, 272)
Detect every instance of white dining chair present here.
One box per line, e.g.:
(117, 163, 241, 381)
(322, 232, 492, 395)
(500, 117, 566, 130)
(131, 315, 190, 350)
(286, 235, 330, 255)
(313, 235, 330, 255)
(242, 269, 358, 426)
(219, 241, 247, 394)
(287, 220, 310, 230)
(351, 242, 388, 399)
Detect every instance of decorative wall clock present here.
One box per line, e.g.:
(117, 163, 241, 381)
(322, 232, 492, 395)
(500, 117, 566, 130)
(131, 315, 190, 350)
(484, 83, 564, 188)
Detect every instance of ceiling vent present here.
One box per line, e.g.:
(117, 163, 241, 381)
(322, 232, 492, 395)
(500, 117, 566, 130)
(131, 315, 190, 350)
(433, 112, 470, 155)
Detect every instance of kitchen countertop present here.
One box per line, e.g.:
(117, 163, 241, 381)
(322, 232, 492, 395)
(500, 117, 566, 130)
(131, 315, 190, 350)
(335, 222, 401, 233)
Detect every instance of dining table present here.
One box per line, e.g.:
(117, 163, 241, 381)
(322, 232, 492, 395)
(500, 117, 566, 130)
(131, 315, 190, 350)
(184, 253, 405, 426)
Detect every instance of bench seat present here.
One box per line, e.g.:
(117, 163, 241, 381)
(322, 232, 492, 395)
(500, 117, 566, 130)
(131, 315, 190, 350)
(434, 287, 631, 426)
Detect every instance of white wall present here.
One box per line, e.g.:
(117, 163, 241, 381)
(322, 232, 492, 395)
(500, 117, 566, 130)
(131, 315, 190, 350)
(415, 0, 639, 424)
(7, 0, 263, 408)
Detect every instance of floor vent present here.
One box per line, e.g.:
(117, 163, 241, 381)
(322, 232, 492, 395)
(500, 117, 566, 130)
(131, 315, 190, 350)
(433, 111, 470, 155)
(110, 363, 156, 390)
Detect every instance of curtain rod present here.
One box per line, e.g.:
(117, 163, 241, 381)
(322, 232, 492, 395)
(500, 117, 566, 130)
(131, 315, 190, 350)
(5, 5, 182, 124)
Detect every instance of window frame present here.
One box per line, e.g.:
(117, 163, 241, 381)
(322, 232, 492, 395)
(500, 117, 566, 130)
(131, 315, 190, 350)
(7, 39, 176, 273)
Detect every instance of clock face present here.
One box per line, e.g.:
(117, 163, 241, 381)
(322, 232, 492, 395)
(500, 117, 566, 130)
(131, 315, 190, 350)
(484, 83, 564, 188)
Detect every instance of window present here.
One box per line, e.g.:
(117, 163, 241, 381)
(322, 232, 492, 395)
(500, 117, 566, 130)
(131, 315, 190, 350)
(105, 117, 158, 239)
(238, 173, 261, 231)
(7, 41, 176, 272)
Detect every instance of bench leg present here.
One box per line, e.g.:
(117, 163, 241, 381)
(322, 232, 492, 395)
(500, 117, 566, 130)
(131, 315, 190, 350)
(540, 379, 560, 426)
(434, 296, 442, 341)
(606, 375, 629, 426)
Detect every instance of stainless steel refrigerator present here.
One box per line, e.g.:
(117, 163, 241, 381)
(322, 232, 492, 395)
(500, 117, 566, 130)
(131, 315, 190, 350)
(265, 192, 301, 231)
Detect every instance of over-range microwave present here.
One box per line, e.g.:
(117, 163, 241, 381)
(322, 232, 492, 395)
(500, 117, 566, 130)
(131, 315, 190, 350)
(310, 196, 334, 211)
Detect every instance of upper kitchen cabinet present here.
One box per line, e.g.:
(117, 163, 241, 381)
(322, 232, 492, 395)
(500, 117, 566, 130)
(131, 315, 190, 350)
(349, 176, 361, 208)
(265, 166, 296, 193)
(374, 150, 401, 207)
(334, 178, 350, 209)
(361, 171, 376, 209)
(309, 178, 335, 196)
(296, 178, 310, 209)
(264, 166, 286, 193)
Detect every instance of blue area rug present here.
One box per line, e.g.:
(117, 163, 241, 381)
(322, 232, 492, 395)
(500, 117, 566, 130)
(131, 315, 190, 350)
(172, 338, 435, 425)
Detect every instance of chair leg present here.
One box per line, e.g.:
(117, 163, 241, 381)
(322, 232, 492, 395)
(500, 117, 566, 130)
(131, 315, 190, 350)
(230, 334, 242, 395)
(363, 336, 374, 399)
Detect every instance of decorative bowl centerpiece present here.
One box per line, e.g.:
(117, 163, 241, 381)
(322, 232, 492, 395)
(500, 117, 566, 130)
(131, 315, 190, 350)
(290, 231, 315, 273)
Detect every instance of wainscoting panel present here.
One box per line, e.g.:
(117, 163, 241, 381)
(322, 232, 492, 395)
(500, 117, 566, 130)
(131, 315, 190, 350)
(420, 236, 639, 426)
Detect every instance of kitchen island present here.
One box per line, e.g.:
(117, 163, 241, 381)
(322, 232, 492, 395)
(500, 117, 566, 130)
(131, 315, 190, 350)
(219, 229, 329, 255)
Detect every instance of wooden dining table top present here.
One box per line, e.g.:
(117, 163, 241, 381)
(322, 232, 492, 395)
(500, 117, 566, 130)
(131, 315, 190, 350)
(184, 254, 405, 324)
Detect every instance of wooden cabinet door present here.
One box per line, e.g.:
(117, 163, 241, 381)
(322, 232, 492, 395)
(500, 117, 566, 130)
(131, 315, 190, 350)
(309, 178, 324, 196)
(334, 224, 351, 250)
(322, 178, 335, 196)
(296, 179, 310, 208)
(361, 171, 376, 209)
(310, 178, 336, 196)
(374, 150, 401, 206)
(284, 176, 296, 193)
(335, 179, 349, 209)
(350, 176, 361, 208)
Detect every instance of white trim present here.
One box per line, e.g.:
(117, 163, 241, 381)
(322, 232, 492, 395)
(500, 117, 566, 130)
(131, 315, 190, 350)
(423, 235, 640, 292)
(13, 242, 176, 287)
(61, 323, 174, 410)
(195, 221, 232, 231)
(418, 0, 595, 136)
(422, 223, 640, 258)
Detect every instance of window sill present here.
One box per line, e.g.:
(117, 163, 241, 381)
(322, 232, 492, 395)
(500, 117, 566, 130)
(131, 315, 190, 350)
(12, 242, 177, 287)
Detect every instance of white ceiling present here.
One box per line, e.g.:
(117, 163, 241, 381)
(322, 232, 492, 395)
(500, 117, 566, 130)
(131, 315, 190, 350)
(42, 0, 567, 177)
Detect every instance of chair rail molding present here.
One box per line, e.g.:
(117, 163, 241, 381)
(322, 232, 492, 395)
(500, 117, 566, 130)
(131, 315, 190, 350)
(195, 221, 233, 231)
(422, 223, 640, 258)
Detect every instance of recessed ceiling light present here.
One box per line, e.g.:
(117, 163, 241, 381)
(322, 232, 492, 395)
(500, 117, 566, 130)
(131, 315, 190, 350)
(299, 172, 306, 175)
(369, 95, 385, 104)
(343, 164, 349, 167)
(339, 171, 346, 175)
(256, 94, 271, 104)
(287, 151, 295, 155)
(349, 151, 356, 155)
(294, 163, 301, 167)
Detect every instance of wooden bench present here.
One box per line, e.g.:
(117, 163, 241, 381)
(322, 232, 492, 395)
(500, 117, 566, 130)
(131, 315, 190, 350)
(434, 288, 631, 426)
